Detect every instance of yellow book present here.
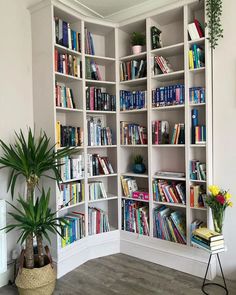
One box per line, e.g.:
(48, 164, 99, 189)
(194, 227, 223, 241)
(56, 121, 61, 148)
(189, 50, 194, 70)
(82, 183, 85, 201)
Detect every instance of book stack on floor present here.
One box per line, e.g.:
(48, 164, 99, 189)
(55, 82, 76, 109)
(86, 59, 102, 80)
(153, 206, 186, 244)
(87, 154, 114, 176)
(61, 212, 85, 248)
(122, 200, 149, 235)
(120, 59, 147, 81)
(60, 155, 84, 181)
(54, 49, 82, 78)
(189, 44, 205, 70)
(54, 17, 81, 52)
(191, 109, 206, 144)
(85, 28, 95, 55)
(189, 87, 205, 104)
(88, 207, 110, 235)
(59, 181, 84, 208)
(87, 116, 113, 146)
(88, 181, 108, 201)
(120, 90, 147, 111)
(190, 185, 206, 208)
(188, 18, 204, 41)
(56, 122, 83, 148)
(120, 122, 147, 145)
(152, 84, 185, 107)
(153, 56, 174, 75)
(86, 87, 116, 111)
(121, 176, 149, 201)
(153, 179, 186, 205)
(151, 26, 162, 49)
(190, 160, 206, 181)
(191, 228, 224, 253)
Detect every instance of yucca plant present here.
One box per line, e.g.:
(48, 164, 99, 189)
(0, 128, 73, 269)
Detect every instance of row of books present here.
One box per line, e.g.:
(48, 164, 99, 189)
(188, 18, 204, 41)
(85, 28, 95, 55)
(54, 17, 81, 52)
(191, 228, 224, 253)
(190, 160, 206, 181)
(86, 59, 102, 80)
(54, 49, 82, 78)
(189, 44, 205, 69)
(122, 200, 149, 235)
(120, 90, 147, 111)
(88, 207, 110, 235)
(153, 55, 173, 75)
(120, 60, 147, 81)
(190, 184, 206, 208)
(87, 154, 114, 177)
(61, 212, 85, 248)
(190, 219, 205, 234)
(171, 123, 185, 144)
(88, 181, 108, 201)
(152, 85, 185, 107)
(87, 117, 113, 146)
(191, 109, 206, 144)
(189, 87, 205, 104)
(153, 180, 186, 205)
(58, 181, 84, 209)
(86, 87, 116, 111)
(120, 122, 147, 145)
(121, 176, 138, 198)
(151, 26, 162, 50)
(55, 82, 76, 109)
(153, 206, 186, 244)
(56, 122, 83, 148)
(60, 155, 85, 181)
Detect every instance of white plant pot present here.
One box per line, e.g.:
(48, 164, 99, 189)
(132, 45, 142, 55)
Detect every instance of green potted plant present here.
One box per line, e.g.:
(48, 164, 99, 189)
(0, 128, 72, 294)
(132, 155, 146, 174)
(131, 32, 145, 54)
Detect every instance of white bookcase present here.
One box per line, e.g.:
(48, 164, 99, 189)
(30, 0, 214, 279)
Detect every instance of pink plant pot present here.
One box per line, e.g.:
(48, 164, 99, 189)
(132, 45, 142, 55)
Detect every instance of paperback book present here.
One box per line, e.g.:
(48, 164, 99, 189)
(87, 154, 115, 177)
(87, 116, 113, 146)
(120, 59, 147, 81)
(86, 87, 116, 111)
(120, 121, 147, 145)
(56, 121, 83, 148)
(152, 84, 185, 107)
(60, 155, 85, 181)
(59, 180, 85, 209)
(55, 82, 76, 109)
(88, 207, 110, 235)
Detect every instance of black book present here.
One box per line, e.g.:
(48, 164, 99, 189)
(151, 26, 162, 50)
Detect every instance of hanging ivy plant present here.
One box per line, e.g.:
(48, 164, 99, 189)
(206, 0, 223, 49)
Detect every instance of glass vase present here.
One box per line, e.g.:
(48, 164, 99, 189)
(212, 209, 224, 234)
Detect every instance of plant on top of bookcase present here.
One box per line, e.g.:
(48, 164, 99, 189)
(132, 155, 146, 174)
(131, 32, 145, 55)
(206, 0, 223, 49)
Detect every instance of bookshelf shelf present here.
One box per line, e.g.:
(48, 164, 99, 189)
(189, 67, 205, 73)
(85, 54, 115, 64)
(120, 108, 147, 113)
(121, 173, 149, 178)
(122, 196, 149, 203)
(190, 179, 207, 183)
(120, 77, 147, 86)
(152, 144, 185, 148)
(86, 110, 116, 114)
(120, 144, 148, 148)
(56, 146, 84, 151)
(152, 70, 184, 81)
(59, 177, 84, 184)
(58, 201, 85, 212)
(87, 145, 117, 149)
(88, 173, 118, 179)
(88, 195, 118, 204)
(153, 176, 186, 181)
(85, 79, 116, 86)
(55, 72, 82, 82)
(190, 144, 206, 148)
(151, 42, 184, 56)
(153, 201, 186, 208)
(54, 43, 81, 56)
(152, 105, 184, 111)
(120, 51, 147, 61)
(56, 107, 83, 113)
(191, 207, 207, 211)
(188, 37, 205, 45)
(189, 103, 206, 107)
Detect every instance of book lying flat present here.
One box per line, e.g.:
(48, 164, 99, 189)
(155, 171, 185, 178)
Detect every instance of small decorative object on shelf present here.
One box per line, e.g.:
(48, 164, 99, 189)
(131, 32, 145, 55)
(132, 155, 146, 174)
(206, 185, 233, 233)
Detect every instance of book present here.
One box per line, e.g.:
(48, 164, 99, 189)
(152, 121, 170, 144)
(170, 123, 185, 144)
(189, 87, 205, 104)
(189, 44, 205, 69)
(55, 82, 76, 109)
(87, 154, 115, 177)
(155, 171, 185, 178)
(120, 121, 147, 145)
(88, 207, 110, 235)
(120, 59, 147, 81)
(193, 228, 223, 242)
(154, 56, 174, 74)
(85, 29, 95, 55)
(188, 18, 204, 41)
(121, 176, 138, 198)
(152, 84, 185, 107)
(190, 160, 206, 181)
(59, 180, 84, 208)
(86, 87, 116, 111)
(88, 181, 108, 201)
(56, 122, 83, 148)
(60, 155, 85, 181)
(151, 26, 162, 49)
(120, 90, 147, 111)
(87, 116, 113, 146)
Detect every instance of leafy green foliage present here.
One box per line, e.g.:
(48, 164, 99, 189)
(131, 32, 145, 46)
(3, 188, 66, 244)
(206, 0, 223, 49)
(0, 128, 73, 197)
(134, 155, 143, 165)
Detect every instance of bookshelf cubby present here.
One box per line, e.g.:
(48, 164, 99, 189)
(31, 0, 213, 279)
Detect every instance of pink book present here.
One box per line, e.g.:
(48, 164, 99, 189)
(90, 87, 95, 110)
(95, 63, 102, 80)
(132, 190, 149, 201)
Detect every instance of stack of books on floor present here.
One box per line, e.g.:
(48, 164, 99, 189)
(86, 59, 102, 80)
(120, 90, 147, 111)
(54, 17, 81, 52)
(188, 18, 204, 41)
(86, 87, 116, 111)
(87, 116, 113, 146)
(153, 56, 174, 75)
(122, 200, 149, 235)
(55, 82, 76, 109)
(153, 206, 186, 244)
(190, 185, 206, 208)
(59, 180, 84, 208)
(189, 87, 205, 104)
(87, 154, 114, 176)
(88, 207, 110, 235)
(88, 181, 108, 201)
(85, 28, 95, 55)
(56, 122, 83, 148)
(120, 59, 147, 81)
(191, 228, 224, 253)
(61, 212, 85, 248)
(152, 84, 185, 107)
(60, 155, 85, 181)
(120, 121, 147, 145)
(190, 160, 206, 181)
(189, 44, 205, 69)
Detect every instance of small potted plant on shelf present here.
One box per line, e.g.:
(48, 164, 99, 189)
(0, 128, 72, 295)
(132, 155, 146, 174)
(131, 32, 145, 55)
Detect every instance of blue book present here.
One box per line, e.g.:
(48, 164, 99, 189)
(62, 21, 68, 47)
(191, 109, 198, 144)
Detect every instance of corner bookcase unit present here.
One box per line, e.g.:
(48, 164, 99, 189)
(30, 0, 213, 280)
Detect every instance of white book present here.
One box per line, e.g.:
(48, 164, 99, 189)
(68, 23, 72, 49)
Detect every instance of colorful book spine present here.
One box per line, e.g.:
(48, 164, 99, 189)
(120, 59, 147, 81)
(120, 122, 147, 145)
(152, 85, 185, 107)
(58, 181, 85, 208)
(86, 87, 116, 111)
(120, 90, 147, 111)
(188, 44, 205, 69)
(190, 160, 206, 181)
(87, 116, 113, 146)
(87, 154, 114, 177)
(189, 87, 205, 104)
(190, 185, 206, 208)
(55, 82, 76, 109)
(85, 29, 95, 55)
(88, 207, 110, 235)
(88, 182, 108, 201)
(60, 155, 85, 181)
(56, 122, 83, 147)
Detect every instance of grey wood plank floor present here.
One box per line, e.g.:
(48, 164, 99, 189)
(1, 253, 236, 294)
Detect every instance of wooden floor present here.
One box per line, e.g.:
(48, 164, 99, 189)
(1, 254, 236, 294)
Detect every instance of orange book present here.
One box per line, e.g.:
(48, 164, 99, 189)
(190, 186, 194, 207)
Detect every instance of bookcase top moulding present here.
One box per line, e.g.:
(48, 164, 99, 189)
(30, 0, 214, 280)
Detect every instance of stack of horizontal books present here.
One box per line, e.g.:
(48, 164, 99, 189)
(191, 228, 224, 253)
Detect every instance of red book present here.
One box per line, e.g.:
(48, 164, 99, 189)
(54, 48, 58, 72)
(190, 186, 194, 207)
(96, 209, 101, 234)
(194, 18, 204, 38)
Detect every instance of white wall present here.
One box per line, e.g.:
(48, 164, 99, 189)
(213, 0, 236, 280)
(0, 0, 34, 261)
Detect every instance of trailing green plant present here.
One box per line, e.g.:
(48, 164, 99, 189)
(0, 127, 73, 269)
(131, 32, 145, 46)
(134, 155, 143, 165)
(4, 189, 66, 267)
(206, 0, 223, 49)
